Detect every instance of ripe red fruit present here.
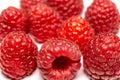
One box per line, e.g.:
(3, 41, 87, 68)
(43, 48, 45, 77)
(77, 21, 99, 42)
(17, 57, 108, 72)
(20, 0, 83, 21)
(20, 0, 46, 15)
(83, 33, 120, 80)
(0, 31, 37, 80)
(0, 6, 27, 41)
(28, 3, 62, 43)
(85, 0, 119, 34)
(58, 16, 94, 51)
(46, 0, 84, 20)
(37, 38, 81, 80)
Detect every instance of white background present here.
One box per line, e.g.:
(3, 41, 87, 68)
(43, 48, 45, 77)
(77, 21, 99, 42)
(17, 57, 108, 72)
(0, 0, 120, 80)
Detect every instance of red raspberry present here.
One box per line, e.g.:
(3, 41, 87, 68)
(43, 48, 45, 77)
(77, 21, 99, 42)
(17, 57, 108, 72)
(83, 33, 120, 80)
(28, 3, 62, 43)
(37, 38, 81, 80)
(20, 0, 83, 21)
(85, 0, 119, 34)
(58, 16, 94, 51)
(20, 0, 46, 15)
(0, 6, 27, 41)
(46, 0, 84, 20)
(0, 31, 37, 80)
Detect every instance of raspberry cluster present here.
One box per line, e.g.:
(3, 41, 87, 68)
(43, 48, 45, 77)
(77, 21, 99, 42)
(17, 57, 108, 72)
(0, 0, 120, 80)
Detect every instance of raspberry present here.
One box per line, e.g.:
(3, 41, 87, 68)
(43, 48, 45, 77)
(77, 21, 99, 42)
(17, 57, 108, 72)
(46, 0, 84, 20)
(28, 3, 62, 43)
(58, 16, 94, 51)
(20, 0, 83, 21)
(37, 38, 81, 80)
(0, 6, 27, 41)
(83, 33, 120, 80)
(85, 0, 119, 34)
(0, 31, 37, 80)
(20, 0, 46, 15)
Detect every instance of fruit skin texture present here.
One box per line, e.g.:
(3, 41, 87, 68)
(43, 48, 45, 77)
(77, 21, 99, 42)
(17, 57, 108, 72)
(83, 33, 120, 80)
(20, 0, 46, 15)
(29, 3, 62, 43)
(46, 0, 84, 20)
(0, 6, 27, 41)
(37, 38, 81, 80)
(58, 16, 94, 51)
(85, 0, 119, 34)
(118, 14, 120, 28)
(0, 31, 37, 80)
(20, 0, 83, 21)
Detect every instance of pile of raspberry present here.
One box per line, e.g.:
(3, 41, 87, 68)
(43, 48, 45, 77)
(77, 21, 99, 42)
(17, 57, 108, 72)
(0, 0, 120, 80)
